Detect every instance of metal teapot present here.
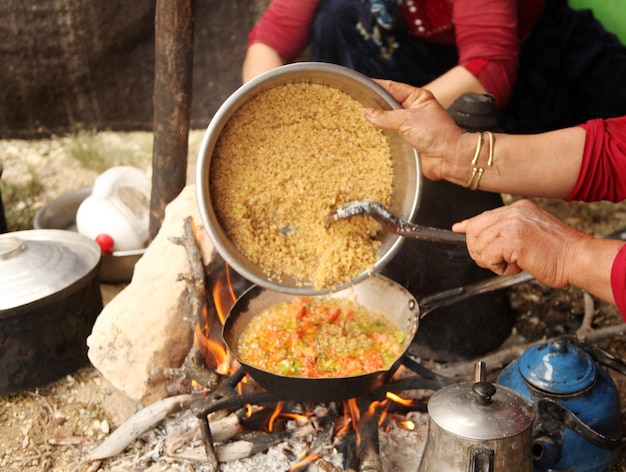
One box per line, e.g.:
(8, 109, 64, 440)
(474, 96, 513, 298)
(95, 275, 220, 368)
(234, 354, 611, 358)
(497, 336, 623, 471)
(418, 363, 534, 471)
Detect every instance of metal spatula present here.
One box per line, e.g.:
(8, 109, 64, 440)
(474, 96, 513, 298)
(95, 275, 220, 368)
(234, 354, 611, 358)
(326, 200, 466, 244)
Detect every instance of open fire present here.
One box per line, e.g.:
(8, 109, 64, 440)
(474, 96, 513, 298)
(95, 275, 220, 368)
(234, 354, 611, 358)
(84, 207, 626, 471)
(189, 258, 449, 471)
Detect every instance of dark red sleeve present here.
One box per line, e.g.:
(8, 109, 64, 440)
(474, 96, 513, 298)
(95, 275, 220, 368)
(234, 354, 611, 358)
(566, 116, 626, 202)
(453, 0, 520, 108)
(611, 244, 626, 321)
(247, 0, 321, 62)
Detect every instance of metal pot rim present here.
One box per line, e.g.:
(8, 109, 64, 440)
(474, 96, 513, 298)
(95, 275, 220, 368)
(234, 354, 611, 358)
(196, 62, 421, 295)
(0, 229, 102, 312)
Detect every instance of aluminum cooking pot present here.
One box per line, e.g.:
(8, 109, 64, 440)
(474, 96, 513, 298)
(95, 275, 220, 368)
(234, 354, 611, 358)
(0, 230, 103, 393)
(196, 62, 421, 295)
(222, 272, 532, 403)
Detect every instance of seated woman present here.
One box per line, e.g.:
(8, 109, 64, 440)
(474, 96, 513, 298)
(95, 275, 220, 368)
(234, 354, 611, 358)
(243, 0, 626, 134)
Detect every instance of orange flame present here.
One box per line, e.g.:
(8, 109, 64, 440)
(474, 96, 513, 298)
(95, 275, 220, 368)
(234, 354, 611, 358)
(267, 401, 284, 433)
(400, 420, 416, 431)
(334, 398, 361, 439)
(194, 310, 232, 375)
(194, 263, 241, 376)
(288, 453, 320, 472)
(212, 269, 237, 324)
(386, 391, 415, 407)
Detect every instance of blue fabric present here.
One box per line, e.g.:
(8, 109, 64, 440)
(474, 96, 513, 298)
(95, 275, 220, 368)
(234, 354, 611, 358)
(311, 0, 457, 85)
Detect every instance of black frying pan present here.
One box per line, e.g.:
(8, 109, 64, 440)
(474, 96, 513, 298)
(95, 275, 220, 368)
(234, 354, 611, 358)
(222, 272, 532, 403)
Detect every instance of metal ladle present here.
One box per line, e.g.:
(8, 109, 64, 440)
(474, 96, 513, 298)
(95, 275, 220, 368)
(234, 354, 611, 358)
(326, 200, 466, 244)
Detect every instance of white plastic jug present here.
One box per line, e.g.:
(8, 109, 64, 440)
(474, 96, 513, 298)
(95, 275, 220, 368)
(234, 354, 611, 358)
(76, 166, 151, 251)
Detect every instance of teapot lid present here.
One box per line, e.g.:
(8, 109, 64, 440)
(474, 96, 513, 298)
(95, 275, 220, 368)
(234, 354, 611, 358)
(427, 381, 534, 440)
(518, 338, 596, 394)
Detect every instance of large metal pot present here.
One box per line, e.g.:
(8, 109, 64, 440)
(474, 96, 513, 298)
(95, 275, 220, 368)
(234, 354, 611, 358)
(0, 230, 103, 393)
(196, 62, 421, 295)
(222, 272, 532, 403)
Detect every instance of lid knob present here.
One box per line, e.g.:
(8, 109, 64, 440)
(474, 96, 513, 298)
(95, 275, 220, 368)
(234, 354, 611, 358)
(0, 236, 24, 260)
(473, 382, 497, 405)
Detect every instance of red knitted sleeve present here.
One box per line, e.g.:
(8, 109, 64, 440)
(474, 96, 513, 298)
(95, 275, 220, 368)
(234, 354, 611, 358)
(611, 244, 626, 321)
(247, 0, 321, 62)
(566, 117, 626, 202)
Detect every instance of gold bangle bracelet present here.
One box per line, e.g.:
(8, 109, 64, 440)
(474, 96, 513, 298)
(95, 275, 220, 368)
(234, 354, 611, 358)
(486, 131, 495, 167)
(464, 131, 495, 190)
(464, 132, 484, 189)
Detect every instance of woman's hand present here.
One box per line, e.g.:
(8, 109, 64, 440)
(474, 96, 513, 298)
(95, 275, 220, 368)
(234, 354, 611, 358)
(364, 80, 472, 185)
(452, 200, 580, 286)
(451, 199, 622, 306)
(367, 79, 588, 198)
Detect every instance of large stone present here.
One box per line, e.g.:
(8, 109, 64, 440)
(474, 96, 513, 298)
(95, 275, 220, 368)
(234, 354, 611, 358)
(87, 184, 215, 403)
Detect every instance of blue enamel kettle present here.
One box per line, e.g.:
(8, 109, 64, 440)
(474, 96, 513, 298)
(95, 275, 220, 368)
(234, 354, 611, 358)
(497, 336, 623, 471)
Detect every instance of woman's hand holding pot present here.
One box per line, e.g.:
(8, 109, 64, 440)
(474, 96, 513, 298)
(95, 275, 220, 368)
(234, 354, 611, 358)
(364, 80, 473, 186)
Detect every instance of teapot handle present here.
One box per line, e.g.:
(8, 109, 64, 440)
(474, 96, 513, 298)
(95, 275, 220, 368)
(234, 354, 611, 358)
(537, 399, 622, 450)
(565, 335, 626, 376)
(469, 446, 494, 472)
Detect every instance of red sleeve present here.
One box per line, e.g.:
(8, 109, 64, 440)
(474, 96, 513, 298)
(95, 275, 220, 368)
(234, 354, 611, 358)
(248, 0, 321, 63)
(453, 0, 520, 108)
(566, 117, 626, 202)
(611, 244, 626, 321)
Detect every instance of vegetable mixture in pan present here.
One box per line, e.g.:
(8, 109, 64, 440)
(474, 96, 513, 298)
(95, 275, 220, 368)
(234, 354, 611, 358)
(237, 297, 406, 378)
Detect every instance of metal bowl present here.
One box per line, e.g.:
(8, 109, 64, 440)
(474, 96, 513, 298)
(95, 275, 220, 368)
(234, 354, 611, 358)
(33, 187, 144, 283)
(196, 62, 421, 295)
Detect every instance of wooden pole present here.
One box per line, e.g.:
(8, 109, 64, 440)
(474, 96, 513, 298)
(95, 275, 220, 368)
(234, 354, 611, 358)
(149, 0, 195, 240)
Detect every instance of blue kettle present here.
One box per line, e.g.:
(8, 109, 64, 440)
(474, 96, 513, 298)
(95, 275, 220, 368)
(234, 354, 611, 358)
(497, 336, 623, 471)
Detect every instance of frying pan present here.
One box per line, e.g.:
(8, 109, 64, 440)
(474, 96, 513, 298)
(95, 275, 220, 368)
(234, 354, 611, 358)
(223, 272, 532, 403)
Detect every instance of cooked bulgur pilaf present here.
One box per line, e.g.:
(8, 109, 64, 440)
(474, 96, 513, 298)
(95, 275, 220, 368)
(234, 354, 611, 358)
(210, 82, 393, 289)
(237, 296, 406, 378)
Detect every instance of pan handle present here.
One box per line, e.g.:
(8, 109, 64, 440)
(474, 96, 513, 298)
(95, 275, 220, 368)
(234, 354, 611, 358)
(394, 223, 467, 244)
(418, 271, 534, 318)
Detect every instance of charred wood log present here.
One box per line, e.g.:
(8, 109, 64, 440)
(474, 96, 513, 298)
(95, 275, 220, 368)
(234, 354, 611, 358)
(358, 408, 382, 472)
(164, 216, 221, 389)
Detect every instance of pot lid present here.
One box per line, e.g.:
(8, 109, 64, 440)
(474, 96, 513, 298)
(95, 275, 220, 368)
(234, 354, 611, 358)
(427, 381, 534, 440)
(0, 230, 101, 312)
(518, 338, 597, 394)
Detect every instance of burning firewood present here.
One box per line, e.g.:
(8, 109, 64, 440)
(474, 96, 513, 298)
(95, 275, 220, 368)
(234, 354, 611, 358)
(162, 421, 318, 464)
(89, 396, 251, 462)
